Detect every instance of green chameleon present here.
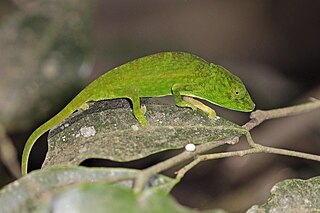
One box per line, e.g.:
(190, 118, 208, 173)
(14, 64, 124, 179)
(21, 52, 255, 175)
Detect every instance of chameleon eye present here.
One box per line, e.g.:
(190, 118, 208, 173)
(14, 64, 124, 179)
(233, 89, 244, 99)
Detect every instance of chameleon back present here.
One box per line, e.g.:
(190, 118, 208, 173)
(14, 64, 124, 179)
(88, 52, 212, 98)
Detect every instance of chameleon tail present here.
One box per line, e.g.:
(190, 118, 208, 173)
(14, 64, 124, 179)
(21, 90, 91, 176)
(21, 120, 57, 176)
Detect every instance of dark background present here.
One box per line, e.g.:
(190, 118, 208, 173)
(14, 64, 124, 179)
(0, 0, 319, 212)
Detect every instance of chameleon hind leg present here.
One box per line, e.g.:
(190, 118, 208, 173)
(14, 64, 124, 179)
(90, 90, 148, 126)
(129, 94, 148, 126)
(172, 83, 216, 119)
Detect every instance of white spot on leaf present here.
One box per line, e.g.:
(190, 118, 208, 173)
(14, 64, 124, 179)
(80, 126, 96, 137)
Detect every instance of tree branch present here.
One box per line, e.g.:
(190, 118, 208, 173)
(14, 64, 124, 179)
(132, 99, 320, 192)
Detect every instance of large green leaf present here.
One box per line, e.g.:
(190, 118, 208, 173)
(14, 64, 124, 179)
(247, 176, 320, 213)
(0, 166, 178, 213)
(43, 99, 247, 167)
(40, 182, 227, 213)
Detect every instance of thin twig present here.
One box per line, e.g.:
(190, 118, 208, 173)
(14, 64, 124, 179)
(176, 141, 320, 179)
(244, 99, 320, 130)
(133, 139, 229, 192)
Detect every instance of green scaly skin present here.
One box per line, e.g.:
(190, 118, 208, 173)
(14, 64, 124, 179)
(21, 52, 255, 175)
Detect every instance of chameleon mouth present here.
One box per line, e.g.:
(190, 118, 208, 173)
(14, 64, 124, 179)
(241, 103, 255, 112)
(237, 94, 255, 112)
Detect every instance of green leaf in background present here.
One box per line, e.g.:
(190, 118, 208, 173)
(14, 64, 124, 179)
(0, 166, 178, 213)
(43, 99, 247, 168)
(247, 176, 320, 213)
(42, 182, 227, 213)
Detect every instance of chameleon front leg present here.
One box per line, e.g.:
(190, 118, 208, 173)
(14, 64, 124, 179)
(183, 96, 216, 118)
(172, 83, 198, 110)
(172, 83, 216, 119)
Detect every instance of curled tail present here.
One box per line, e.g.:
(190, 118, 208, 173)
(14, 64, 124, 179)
(21, 90, 91, 175)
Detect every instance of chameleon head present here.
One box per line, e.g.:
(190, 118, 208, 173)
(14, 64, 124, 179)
(195, 64, 255, 112)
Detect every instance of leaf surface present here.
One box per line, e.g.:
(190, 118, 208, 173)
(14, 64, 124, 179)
(43, 99, 247, 167)
(247, 176, 320, 213)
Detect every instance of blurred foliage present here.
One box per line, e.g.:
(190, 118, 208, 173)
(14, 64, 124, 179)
(0, 166, 179, 213)
(0, 0, 93, 130)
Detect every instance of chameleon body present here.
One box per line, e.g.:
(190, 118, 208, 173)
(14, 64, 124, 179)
(21, 52, 255, 175)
